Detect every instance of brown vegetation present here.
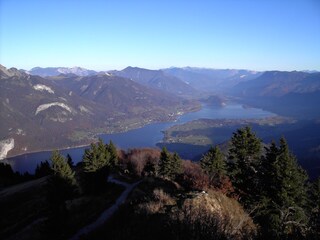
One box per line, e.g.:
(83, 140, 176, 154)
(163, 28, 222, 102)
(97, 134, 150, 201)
(118, 148, 160, 176)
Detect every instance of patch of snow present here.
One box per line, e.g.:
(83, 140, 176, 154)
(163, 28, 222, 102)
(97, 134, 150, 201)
(240, 75, 246, 78)
(69, 91, 73, 96)
(79, 105, 92, 114)
(35, 102, 73, 115)
(6, 98, 9, 104)
(33, 84, 54, 94)
(80, 85, 88, 91)
(50, 117, 69, 122)
(0, 138, 14, 160)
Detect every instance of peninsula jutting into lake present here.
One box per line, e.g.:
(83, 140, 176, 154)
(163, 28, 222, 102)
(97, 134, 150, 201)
(1, 0, 319, 239)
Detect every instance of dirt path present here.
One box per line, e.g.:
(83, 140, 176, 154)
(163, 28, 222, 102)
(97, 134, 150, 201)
(70, 176, 141, 240)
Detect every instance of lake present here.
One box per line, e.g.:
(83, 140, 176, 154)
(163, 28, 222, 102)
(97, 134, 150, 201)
(5, 103, 276, 173)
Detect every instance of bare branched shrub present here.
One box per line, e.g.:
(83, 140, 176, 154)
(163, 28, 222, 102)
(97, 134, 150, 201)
(118, 148, 160, 176)
(210, 174, 237, 199)
(178, 160, 210, 191)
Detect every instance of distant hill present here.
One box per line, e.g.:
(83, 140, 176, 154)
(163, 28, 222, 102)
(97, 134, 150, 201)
(50, 73, 196, 117)
(0, 65, 198, 158)
(110, 67, 199, 97)
(162, 67, 262, 93)
(28, 66, 97, 77)
(231, 71, 320, 119)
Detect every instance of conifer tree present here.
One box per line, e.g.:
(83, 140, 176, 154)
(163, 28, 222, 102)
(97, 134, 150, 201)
(277, 138, 308, 207)
(159, 147, 172, 178)
(81, 139, 111, 193)
(47, 150, 77, 204)
(35, 160, 52, 178)
(309, 177, 320, 238)
(0, 162, 20, 187)
(83, 139, 111, 172)
(51, 150, 77, 186)
(159, 147, 182, 179)
(228, 126, 262, 207)
(171, 152, 182, 177)
(258, 138, 309, 238)
(200, 146, 226, 176)
(258, 141, 278, 195)
(66, 154, 74, 168)
(106, 140, 118, 168)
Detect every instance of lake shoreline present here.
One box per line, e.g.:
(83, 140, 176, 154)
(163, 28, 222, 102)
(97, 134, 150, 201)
(6, 103, 278, 174)
(4, 143, 91, 161)
(4, 105, 202, 160)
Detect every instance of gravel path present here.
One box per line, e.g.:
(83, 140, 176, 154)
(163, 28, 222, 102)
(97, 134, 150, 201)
(70, 176, 141, 240)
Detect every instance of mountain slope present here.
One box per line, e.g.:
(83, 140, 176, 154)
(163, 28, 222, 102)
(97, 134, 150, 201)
(50, 73, 197, 117)
(110, 67, 199, 97)
(231, 71, 320, 119)
(0, 65, 109, 157)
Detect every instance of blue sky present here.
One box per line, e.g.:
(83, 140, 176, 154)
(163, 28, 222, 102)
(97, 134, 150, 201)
(0, 0, 319, 71)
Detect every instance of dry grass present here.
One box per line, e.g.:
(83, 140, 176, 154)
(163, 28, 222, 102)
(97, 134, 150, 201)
(171, 190, 257, 239)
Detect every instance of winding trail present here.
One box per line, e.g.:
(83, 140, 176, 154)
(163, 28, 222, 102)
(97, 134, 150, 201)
(70, 176, 141, 240)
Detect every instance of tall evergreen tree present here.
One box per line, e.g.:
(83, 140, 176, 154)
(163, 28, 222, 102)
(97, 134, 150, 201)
(258, 138, 309, 238)
(83, 139, 111, 172)
(159, 147, 172, 178)
(81, 139, 111, 193)
(0, 162, 21, 187)
(106, 140, 118, 168)
(158, 148, 182, 179)
(35, 160, 52, 178)
(66, 154, 74, 168)
(200, 146, 226, 176)
(309, 177, 320, 238)
(47, 150, 78, 204)
(277, 138, 308, 207)
(171, 152, 182, 177)
(228, 126, 262, 207)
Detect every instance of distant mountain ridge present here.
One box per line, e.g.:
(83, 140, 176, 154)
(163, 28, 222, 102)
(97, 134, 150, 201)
(110, 66, 199, 97)
(232, 71, 320, 96)
(231, 71, 320, 118)
(162, 67, 262, 93)
(28, 66, 97, 77)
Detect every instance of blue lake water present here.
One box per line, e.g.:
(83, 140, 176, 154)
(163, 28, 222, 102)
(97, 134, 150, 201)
(5, 103, 276, 173)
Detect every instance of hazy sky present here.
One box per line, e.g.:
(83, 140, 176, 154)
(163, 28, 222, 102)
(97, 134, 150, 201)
(1, 0, 319, 71)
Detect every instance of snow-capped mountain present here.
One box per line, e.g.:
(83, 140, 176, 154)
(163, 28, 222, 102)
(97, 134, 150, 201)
(28, 66, 97, 77)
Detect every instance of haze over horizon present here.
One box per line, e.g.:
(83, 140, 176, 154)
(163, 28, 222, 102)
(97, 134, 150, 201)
(1, 0, 319, 71)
